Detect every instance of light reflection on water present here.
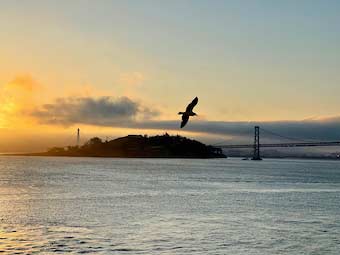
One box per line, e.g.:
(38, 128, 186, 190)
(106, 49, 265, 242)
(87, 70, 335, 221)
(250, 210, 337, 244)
(0, 156, 340, 254)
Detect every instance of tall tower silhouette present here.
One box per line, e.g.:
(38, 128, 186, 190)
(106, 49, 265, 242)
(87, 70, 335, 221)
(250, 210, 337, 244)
(77, 128, 80, 147)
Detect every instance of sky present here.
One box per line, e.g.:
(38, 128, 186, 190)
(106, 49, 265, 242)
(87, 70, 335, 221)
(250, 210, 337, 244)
(1, 0, 340, 152)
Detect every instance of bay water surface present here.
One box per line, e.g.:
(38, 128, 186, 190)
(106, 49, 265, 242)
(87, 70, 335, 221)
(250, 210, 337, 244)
(0, 156, 340, 254)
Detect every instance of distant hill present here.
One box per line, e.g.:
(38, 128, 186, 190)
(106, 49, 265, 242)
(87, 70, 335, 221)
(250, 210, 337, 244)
(25, 134, 226, 158)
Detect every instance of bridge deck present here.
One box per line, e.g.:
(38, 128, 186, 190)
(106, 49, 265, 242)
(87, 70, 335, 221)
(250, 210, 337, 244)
(219, 141, 340, 149)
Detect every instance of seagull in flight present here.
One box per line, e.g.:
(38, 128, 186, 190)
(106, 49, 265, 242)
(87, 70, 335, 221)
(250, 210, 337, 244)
(178, 97, 198, 128)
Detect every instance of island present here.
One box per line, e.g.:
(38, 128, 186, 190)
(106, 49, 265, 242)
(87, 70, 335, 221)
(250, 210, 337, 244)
(23, 134, 226, 158)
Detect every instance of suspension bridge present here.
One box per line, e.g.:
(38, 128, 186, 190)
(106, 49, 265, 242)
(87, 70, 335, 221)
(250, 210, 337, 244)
(217, 126, 340, 160)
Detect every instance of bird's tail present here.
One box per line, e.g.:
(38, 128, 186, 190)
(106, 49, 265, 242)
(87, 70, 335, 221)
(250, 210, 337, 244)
(178, 112, 185, 115)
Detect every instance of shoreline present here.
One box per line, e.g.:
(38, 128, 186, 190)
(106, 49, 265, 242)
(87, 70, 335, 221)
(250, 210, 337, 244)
(1, 152, 226, 159)
(2, 153, 340, 161)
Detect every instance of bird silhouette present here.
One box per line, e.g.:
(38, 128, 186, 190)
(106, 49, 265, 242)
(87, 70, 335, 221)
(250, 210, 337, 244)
(178, 97, 198, 128)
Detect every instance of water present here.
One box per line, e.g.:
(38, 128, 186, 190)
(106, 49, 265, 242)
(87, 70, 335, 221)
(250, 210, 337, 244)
(0, 156, 340, 254)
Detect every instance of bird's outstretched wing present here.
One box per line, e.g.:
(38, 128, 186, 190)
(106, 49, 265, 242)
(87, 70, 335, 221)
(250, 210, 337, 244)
(186, 97, 198, 112)
(180, 114, 189, 128)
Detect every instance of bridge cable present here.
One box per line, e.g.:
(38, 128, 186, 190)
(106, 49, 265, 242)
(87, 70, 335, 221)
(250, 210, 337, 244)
(259, 127, 322, 143)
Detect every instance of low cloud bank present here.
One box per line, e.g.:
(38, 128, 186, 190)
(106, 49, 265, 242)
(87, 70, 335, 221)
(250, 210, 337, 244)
(31, 96, 340, 142)
(32, 96, 159, 126)
(128, 119, 340, 142)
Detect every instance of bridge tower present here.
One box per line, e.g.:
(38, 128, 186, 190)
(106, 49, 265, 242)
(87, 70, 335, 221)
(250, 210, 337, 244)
(252, 126, 262, 160)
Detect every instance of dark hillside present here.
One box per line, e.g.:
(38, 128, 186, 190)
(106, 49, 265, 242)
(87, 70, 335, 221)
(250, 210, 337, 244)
(35, 134, 226, 158)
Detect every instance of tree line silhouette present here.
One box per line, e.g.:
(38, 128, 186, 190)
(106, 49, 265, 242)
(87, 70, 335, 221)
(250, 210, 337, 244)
(46, 133, 225, 158)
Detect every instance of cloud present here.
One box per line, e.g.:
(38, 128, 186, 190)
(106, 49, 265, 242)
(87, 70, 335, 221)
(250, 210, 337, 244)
(32, 96, 159, 126)
(0, 74, 43, 128)
(5, 74, 41, 92)
(30, 93, 340, 143)
(31, 95, 340, 143)
(125, 118, 340, 143)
